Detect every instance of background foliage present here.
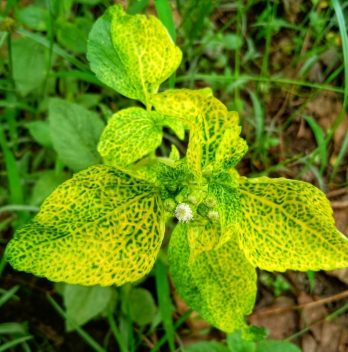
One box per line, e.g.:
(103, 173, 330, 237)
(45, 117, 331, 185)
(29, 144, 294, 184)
(0, 0, 348, 351)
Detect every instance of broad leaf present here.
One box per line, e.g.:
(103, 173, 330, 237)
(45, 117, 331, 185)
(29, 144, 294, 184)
(256, 340, 301, 352)
(49, 98, 104, 171)
(238, 177, 348, 271)
(26, 120, 53, 148)
(87, 5, 182, 105)
(126, 287, 157, 326)
(56, 17, 92, 54)
(30, 171, 67, 206)
(63, 284, 115, 331)
(6, 165, 165, 286)
(16, 5, 49, 31)
(187, 224, 219, 264)
(169, 223, 257, 333)
(152, 89, 247, 174)
(98, 107, 163, 167)
(151, 88, 213, 128)
(184, 341, 229, 352)
(12, 38, 48, 96)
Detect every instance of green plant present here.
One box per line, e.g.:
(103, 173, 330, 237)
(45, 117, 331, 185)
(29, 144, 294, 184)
(4, 4, 348, 337)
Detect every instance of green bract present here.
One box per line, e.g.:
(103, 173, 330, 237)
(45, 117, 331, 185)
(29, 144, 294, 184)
(6, 5, 348, 335)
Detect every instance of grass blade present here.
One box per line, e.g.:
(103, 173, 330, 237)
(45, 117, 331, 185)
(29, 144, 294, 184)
(154, 0, 177, 88)
(304, 116, 328, 174)
(331, 130, 348, 179)
(0, 322, 27, 335)
(0, 126, 23, 205)
(47, 295, 106, 352)
(155, 260, 175, 352)
(332, 0, 348, 111)
(0, 286, 20, 309)
(151, 309, 192, 352)
(248, 90, 265, 144)
(107, 312, 128, 352)
(0, 336, 33, 352)
(154, 0, 176, 41)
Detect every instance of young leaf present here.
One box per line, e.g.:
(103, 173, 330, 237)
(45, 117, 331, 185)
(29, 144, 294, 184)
(63, 284, 115, 332)
(151, 88, 213, 128)
(208, 179, 241, 241)
(87, 5, 182, 106)
(215, 113, 249, 170)
(169, 223, 257, 333)
(5, 165, 165, 286)
(49, 98, 104, 172)
(98, 107, 163, 167)
(238, 177, 348, 271)
(152, 89, 247, 174)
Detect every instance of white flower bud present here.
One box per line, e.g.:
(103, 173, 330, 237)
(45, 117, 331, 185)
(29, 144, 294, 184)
(174, 203, 194, 223)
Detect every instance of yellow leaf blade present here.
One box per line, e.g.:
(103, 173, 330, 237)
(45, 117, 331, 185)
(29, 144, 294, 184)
(238, 177, 348, 271)
(169, 223, 257, 333)
(6, 165, 165, 286)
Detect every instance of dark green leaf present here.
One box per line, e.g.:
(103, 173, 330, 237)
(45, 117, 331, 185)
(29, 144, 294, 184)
(49, 98, 104, 171)
(63, 284, 116, 332)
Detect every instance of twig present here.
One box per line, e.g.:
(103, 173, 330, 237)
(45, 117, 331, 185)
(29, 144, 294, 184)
(251, 290, 348, 317)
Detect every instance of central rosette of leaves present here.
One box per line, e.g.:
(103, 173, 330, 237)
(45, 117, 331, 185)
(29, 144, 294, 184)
(5, 4, 348, 336)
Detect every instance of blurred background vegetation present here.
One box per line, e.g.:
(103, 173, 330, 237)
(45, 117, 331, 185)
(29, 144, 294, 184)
(0, 0, 348, 351)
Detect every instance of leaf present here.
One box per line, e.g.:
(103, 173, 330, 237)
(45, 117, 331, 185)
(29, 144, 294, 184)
(208, 177, 241, 243)
(151, 88, 213, 128)
(5, 165, 165, 286)
(63, 284, 115, 332)
(98, 107, 163, 167)
(169, 223, 257, 333)
(56, 17, 92, 54)
(169, 145, 180, 161)
(152, 89, 247, 174)
(11, 38, 48, 96)
(127, 287, 157, 326)
(186, 224, 219, 264)
(30, 171, 67, 206)
(87, 5, 182, 105)
(238, 177, 348, 271)
(15, 5, 49, 31)
(49, 98, 104, 171)
(215, 113, 249, 170)
(26, 120, 53, 148)
(256, 340, 301, 352)
(184, 341, 230, 352)
(227, 331, 256, 352)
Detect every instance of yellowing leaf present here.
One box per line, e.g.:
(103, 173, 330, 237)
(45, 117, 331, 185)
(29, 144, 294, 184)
(238, 177, 348, 271)
(87, 5, 182, 106)
(151, 88, 213, 128)
(215, 112, 248, 170)
(152, 89, 247, 174)
(98, 107, 163, 167)
(6, 165, 165, 286)
(187, 224, 219, 264)
(169, 223, 257, 333)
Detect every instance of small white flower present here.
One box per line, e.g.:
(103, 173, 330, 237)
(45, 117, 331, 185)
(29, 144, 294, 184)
(175, 203, 194, 223)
